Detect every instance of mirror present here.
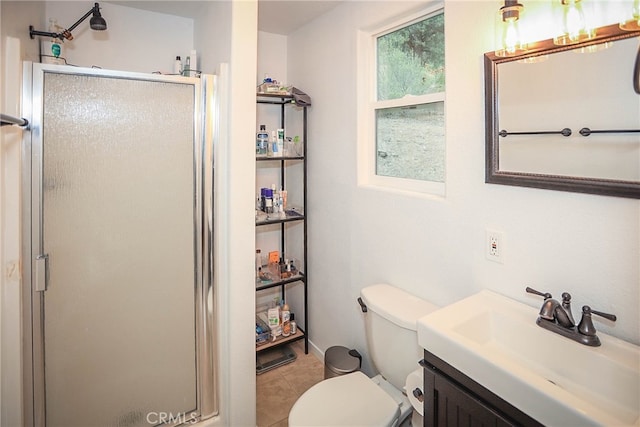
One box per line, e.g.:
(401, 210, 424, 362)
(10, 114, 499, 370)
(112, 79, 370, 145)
(485, 24, 640, 198)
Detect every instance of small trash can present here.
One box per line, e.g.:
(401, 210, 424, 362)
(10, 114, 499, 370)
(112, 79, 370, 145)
(324, 345, 362, 379)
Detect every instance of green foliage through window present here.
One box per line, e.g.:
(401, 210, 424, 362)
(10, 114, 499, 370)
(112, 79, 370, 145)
(377, 13, 445, 101)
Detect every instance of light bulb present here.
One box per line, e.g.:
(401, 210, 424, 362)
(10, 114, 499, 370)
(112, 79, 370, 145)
(554, 0, 596, 45)
(495, 1, 526, 57)
(564, 2, 584, 42)
(504, 19, 521, 55)
(620, 0, 640, 31)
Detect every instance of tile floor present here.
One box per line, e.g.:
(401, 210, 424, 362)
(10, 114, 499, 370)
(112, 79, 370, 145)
(256, 340, 324, 427)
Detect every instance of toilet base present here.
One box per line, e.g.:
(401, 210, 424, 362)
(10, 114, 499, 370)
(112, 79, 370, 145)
(411, 411, 423, 426)
(398, 410, 422, 427)
(370, 374, 413, 427)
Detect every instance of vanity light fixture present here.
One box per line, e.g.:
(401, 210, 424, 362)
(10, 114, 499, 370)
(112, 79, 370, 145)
(620, 0, 640, 31)
(495, 0, 526, 57)
(553, 0, 595, 45)
(29, 2, 107, 41)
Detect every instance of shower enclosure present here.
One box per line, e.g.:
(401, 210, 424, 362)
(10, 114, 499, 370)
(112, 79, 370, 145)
(21, 63, 217, 426)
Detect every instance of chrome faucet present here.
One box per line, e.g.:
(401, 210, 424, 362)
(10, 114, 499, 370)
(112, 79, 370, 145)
(525, 287, 617, 347)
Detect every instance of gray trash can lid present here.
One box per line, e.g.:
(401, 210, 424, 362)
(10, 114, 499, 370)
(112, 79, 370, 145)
(325, 346, 361, 375)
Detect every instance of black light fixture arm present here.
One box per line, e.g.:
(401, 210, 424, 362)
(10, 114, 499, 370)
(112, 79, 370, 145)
(29, 3, 105, 40)
(29, 26, 62, 40)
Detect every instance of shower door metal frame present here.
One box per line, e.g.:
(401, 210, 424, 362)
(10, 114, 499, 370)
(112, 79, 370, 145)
(21, 62, 217, 427)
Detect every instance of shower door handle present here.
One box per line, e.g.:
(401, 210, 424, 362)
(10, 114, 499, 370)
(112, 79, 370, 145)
(35, 254, 49, 292)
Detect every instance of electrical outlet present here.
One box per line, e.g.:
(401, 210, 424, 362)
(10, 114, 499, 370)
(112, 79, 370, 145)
(486, 230, 504, 263)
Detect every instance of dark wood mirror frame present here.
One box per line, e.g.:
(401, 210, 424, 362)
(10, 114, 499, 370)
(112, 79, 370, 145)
(635, 43, 640, 95)
(485, 24, 640, 199)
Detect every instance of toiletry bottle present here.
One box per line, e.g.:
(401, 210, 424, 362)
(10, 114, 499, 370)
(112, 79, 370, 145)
(281, 189, 287, 211)
(278, 193, 284, 217)
(290, 313, 297, 334)
(189, 50, 197, 76)
(174, 56, 182, 75)
(281, 304, 291, 337)
(270, 131, 278, 156)
(43, 19, 64, 65)
(273, 189, 280, 213)
(277, 129, 285, 157)
(255, 249, 262, 278)
(264, 188, 273, 214)
(260, 188, 267, 212)
(183, 56, 190, 77)
(268, 301, 280, 328)
(257, 125, 268, 155)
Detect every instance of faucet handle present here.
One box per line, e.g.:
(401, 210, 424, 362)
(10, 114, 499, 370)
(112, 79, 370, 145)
(525, 286, 552, 299)
(561, 292, 576, 325)
(590, 308, 617, 322)
(578, 305, 617, 336)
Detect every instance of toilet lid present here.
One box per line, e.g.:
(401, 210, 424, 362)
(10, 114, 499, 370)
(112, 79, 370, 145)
(288, 371, 400, 426)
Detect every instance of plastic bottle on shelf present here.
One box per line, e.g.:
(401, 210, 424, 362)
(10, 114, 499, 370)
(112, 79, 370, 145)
(260, 188, 267, 212)
(277, 129, 285, 157)
(255, 249, 262, 278)
(174, 56, 182, 75)
(183, 56, 191, 77)
(290, 313, 297, 334)
(257, 125, 268, 155)
(264, 188, 273, 214)
(270, 131, 279, 156)
(268, 299, 282, 339)
(42, 19, 64, 65)
(189, 50, 197, 76)
(281, 303, 291, 337)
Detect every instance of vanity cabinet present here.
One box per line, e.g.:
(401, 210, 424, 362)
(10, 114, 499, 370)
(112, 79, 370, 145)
(421, 350, 543, 427)
(255, 93, 308, 355)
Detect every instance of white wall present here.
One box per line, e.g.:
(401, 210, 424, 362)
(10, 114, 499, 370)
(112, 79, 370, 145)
(0, 1, 257, 426)
(1, 3, 45, 425)
(216, 2, 257, 426)
(43, 2, 193, 73)
(287, 0, 640, 375)
(196, 1, 232, 73)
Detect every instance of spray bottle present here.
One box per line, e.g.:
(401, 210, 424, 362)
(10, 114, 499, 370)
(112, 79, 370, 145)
(42, 19, 64, 65)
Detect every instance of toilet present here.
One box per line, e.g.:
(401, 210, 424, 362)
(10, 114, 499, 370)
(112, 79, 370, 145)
(288, 283, 439, 426)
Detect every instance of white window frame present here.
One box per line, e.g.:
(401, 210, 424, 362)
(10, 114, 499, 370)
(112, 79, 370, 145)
(357, 4, 446, 197)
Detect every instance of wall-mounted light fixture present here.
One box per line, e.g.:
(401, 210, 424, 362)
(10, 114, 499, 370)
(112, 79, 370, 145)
(495, 0, 526, 57)
(620, 0, 640, 31)
(29, 2, 107, 41)
(553, 0, 595, 45)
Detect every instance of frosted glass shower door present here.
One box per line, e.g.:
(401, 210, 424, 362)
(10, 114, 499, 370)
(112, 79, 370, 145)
(29, 67, 210, 427)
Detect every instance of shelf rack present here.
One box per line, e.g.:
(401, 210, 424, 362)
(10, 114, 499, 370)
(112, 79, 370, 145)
(255, 93, 309, 355)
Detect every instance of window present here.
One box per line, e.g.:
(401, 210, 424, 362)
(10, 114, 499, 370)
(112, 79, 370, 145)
(359, 7, 445, 195)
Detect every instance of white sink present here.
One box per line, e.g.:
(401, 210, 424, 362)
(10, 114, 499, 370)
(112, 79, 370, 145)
(417, 290, 640, 426)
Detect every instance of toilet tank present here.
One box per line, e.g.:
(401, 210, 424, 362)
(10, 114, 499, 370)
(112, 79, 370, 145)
(360, 284, 439, 390)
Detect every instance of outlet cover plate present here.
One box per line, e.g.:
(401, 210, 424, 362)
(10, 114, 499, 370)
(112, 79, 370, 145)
(486, 229, 504, 263)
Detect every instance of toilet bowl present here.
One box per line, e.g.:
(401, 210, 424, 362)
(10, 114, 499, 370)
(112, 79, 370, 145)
(288, 284, 438, 427)
(288, 371, 402, 426)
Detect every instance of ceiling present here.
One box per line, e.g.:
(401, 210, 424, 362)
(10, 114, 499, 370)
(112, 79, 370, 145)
(107, 1, 343, 35)
(258, 0, 342, 34)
